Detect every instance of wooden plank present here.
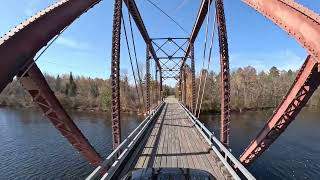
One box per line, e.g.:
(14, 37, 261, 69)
(132, 99, 226, 179)
(172, 112, 178, 168)
(153, 105, 166, 168)
(160, 108, 169, 167)
(166, 108, 173, 168)
(153, 112, 164, 168)
(181, 112, 199, 169)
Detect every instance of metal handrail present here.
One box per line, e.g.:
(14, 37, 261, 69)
(179, 103, 256, 180)
(86, 102, 165, 180)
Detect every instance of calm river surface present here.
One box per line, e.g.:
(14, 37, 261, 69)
(0, 107, 319, 179)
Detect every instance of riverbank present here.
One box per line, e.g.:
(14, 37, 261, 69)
(0, 103, 143, 115)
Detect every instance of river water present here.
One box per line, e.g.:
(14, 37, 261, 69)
(0, 107, 319, 179)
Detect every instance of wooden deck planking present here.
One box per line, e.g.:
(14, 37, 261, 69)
(133, 99, 225, 179)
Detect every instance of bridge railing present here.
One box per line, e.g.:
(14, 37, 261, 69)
(179, 103, 256, 180)
(86, 102, 165, 180)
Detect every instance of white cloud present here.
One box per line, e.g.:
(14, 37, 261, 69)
(229, 50, 306, 72)
(56, 37, 91, 51)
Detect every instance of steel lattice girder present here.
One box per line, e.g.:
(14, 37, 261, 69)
(240, 56, 320, 165)
(243, 0, 320, 62)
(179, 71, 182, 101)
(18, 63, 102, 166)
(181, 0, 213, 68)
(240, 0, 320, 165)
(155, 64, 159, 103)
(0, 0, 103, 166)
(146, 44, 151, 114)
(0, 0, 102, 94)
(111, 0, 122, 150)
(123, 0, 161, 69)
(215, 0, 231, 147)
(190, 43, 196, 112)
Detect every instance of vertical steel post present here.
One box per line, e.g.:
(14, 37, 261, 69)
(111, 0, 122, 150)
(155, 63, 158, 105)
(146, 44, 151, 114)
(179, 71, 182, 101)
(183, 69, 187, 105)
(191, 43, 196, 112)
(216, 0, 231, 146)
(160, 69, 163, 101)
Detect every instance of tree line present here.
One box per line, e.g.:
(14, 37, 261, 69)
(0, 73, 145, 113)
(191, 66, 320, 113)
(1, 66, 319, 114)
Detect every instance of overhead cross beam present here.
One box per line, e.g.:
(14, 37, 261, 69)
(123, 0, 161, 69)
(181, 0, 213, 68)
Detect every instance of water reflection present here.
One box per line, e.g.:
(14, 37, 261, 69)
(0, 107, 319, 179)
(0, 107, 143, 179)
(200, 108, 320, 179)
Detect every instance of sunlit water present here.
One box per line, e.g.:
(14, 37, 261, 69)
(200, 108, 320, 179)
(0, 107, 319, 179)
(0, 108, 143, 179)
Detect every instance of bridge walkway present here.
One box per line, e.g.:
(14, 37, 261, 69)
(122, 98, 226, 179)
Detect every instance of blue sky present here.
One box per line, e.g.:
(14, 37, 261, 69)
(0, 0, 319, 86)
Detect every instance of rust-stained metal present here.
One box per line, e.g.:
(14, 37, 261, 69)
(183, 69, 187, 105)
(240, 0, 320, 164)
(216, 0, 231, 147)
(18, 63, 102, 166)
(111, 0, 122, 150)
(159, 69, 163, 100)
(123, 0, 161, 69)
(155, 63, 159, 104)
(151, 38, 188, 83)
(179, 72, 182, 102)
(240, 56, 320, 165)
(146, 44, 151, 114)
(190, 43, 196, 112)
(243, 0, 320, 62)
(181, 0, 213, 68)
(0, 0, 102, 93)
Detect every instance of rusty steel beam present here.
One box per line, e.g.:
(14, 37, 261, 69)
(111, 0, 122, 150)
(183, 69, 187, 105)
(18, 63, 102, 166)
(243, 0, 320, 62)
(155, 63, 159, 104)
(240, 56, 320, 165)
(178, 72, 182, 101)
(215, 0, 231, 147)
(146, 44, 151, 114)
(123, 0, 161, 69)
(181, 0, 213, 68)
(0, 0, 102, 93)
(239, 0, 320, 165)
(159, 69, 163, 100)
(190, 43, 196, 112)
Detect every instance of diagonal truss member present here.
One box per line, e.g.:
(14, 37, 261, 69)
(240, 0, 320, 165)
(0, 0, 103, 165)
(19, 63, 102, 165)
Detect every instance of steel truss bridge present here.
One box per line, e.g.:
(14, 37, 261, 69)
(0, 0, 319, 179)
